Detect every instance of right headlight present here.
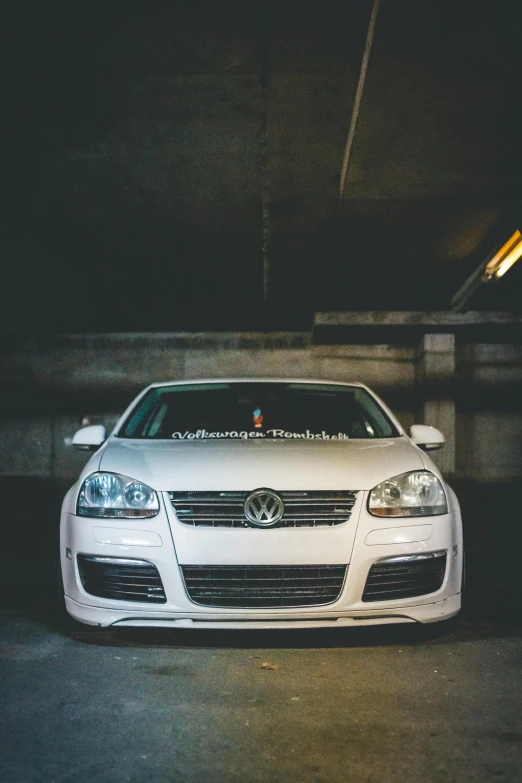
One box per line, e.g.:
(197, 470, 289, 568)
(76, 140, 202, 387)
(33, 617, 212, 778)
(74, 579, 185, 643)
(368, 470, 448, 517)
(77, 472, 159, 518)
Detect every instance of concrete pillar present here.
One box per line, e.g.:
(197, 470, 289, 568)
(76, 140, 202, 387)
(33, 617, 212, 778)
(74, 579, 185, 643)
(416, 333, 456, 477)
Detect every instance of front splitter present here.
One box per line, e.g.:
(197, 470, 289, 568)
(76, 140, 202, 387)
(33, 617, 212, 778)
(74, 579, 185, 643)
(65, 593, 461, 628)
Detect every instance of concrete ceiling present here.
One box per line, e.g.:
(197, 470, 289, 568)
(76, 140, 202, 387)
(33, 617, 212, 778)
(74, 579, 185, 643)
(1, 0, 521, 332)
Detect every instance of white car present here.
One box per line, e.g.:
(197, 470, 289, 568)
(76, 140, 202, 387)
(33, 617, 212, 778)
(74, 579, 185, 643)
(59, 379, 463, 629)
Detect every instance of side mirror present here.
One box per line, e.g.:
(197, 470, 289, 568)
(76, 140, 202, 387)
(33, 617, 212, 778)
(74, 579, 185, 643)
(410, 424, 445, 451)
(72, 424, 106, 452)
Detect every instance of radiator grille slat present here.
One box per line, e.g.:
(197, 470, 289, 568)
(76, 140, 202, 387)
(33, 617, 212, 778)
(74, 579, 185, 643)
(181, 564, 347, 607)
(77, 555, 167, 603)
(362, 555, 447, 602)
(169, 490, 357, 528)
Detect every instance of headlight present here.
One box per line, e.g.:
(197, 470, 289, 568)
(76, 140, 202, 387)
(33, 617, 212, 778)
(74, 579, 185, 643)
(368, 471, 448, 517)
(77, 472, 159, 518)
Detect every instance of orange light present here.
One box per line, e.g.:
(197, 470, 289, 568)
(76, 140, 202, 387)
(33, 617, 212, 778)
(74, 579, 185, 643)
(495, 241, 522, 277)
(485, 230, 522, 279)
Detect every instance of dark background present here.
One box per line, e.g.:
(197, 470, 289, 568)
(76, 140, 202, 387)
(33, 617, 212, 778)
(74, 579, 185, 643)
(0, 0, 521, 612)
(1, 5, 521, 781)
(1, 0, 521, 333)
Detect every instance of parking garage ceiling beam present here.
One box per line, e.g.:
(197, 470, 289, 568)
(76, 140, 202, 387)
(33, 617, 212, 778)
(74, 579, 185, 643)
(339, 0, 380, 196)
(313, 311, 522, 344)
(314, 311, 522, 327)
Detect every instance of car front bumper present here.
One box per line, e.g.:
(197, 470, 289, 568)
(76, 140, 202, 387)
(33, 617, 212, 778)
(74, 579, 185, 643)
(61, 490, 463, 627)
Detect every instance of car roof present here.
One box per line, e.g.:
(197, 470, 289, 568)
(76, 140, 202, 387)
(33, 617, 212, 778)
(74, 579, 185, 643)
(146, 378, 367, 390)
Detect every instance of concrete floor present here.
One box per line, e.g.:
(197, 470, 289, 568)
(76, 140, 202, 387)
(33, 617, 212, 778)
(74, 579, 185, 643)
(1, 598, 521, 783)
(1, 481, 521, 782)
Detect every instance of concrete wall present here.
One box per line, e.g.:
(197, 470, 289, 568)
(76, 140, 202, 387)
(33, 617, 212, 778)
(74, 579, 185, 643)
(457, 344, 522, 481)
(0, 332, 521, 482)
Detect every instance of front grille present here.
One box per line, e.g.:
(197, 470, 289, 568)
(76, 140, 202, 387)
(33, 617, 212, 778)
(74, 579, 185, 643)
(362, 552, 447, 602)
(181, 564, 347, 607)
(169, 491, 357, 528)
(77, 555, 166, 603)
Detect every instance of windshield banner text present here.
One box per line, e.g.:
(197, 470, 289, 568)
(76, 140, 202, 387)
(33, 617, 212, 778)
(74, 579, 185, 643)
(171, 429, 350, 440)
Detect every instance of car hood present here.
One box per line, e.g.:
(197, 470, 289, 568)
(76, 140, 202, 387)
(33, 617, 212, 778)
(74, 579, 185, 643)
(98, 437, 424, 491)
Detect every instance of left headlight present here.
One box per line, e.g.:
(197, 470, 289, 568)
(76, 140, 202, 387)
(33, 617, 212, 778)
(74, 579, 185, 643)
(77, 472, 159, 518)
(368, 470, 448, 517)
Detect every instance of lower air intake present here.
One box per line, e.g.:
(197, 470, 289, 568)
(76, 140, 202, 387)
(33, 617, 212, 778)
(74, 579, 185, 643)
(77, 555, 166, 603)
(181, 564, 347, 608)
(362, 552, 447, 602)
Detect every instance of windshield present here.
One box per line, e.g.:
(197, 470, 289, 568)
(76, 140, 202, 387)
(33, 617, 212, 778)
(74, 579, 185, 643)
(119, 382, 399, 440)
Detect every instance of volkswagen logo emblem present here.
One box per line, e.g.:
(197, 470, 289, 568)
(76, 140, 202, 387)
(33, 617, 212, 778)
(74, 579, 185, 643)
(244, 488, 284, 528)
